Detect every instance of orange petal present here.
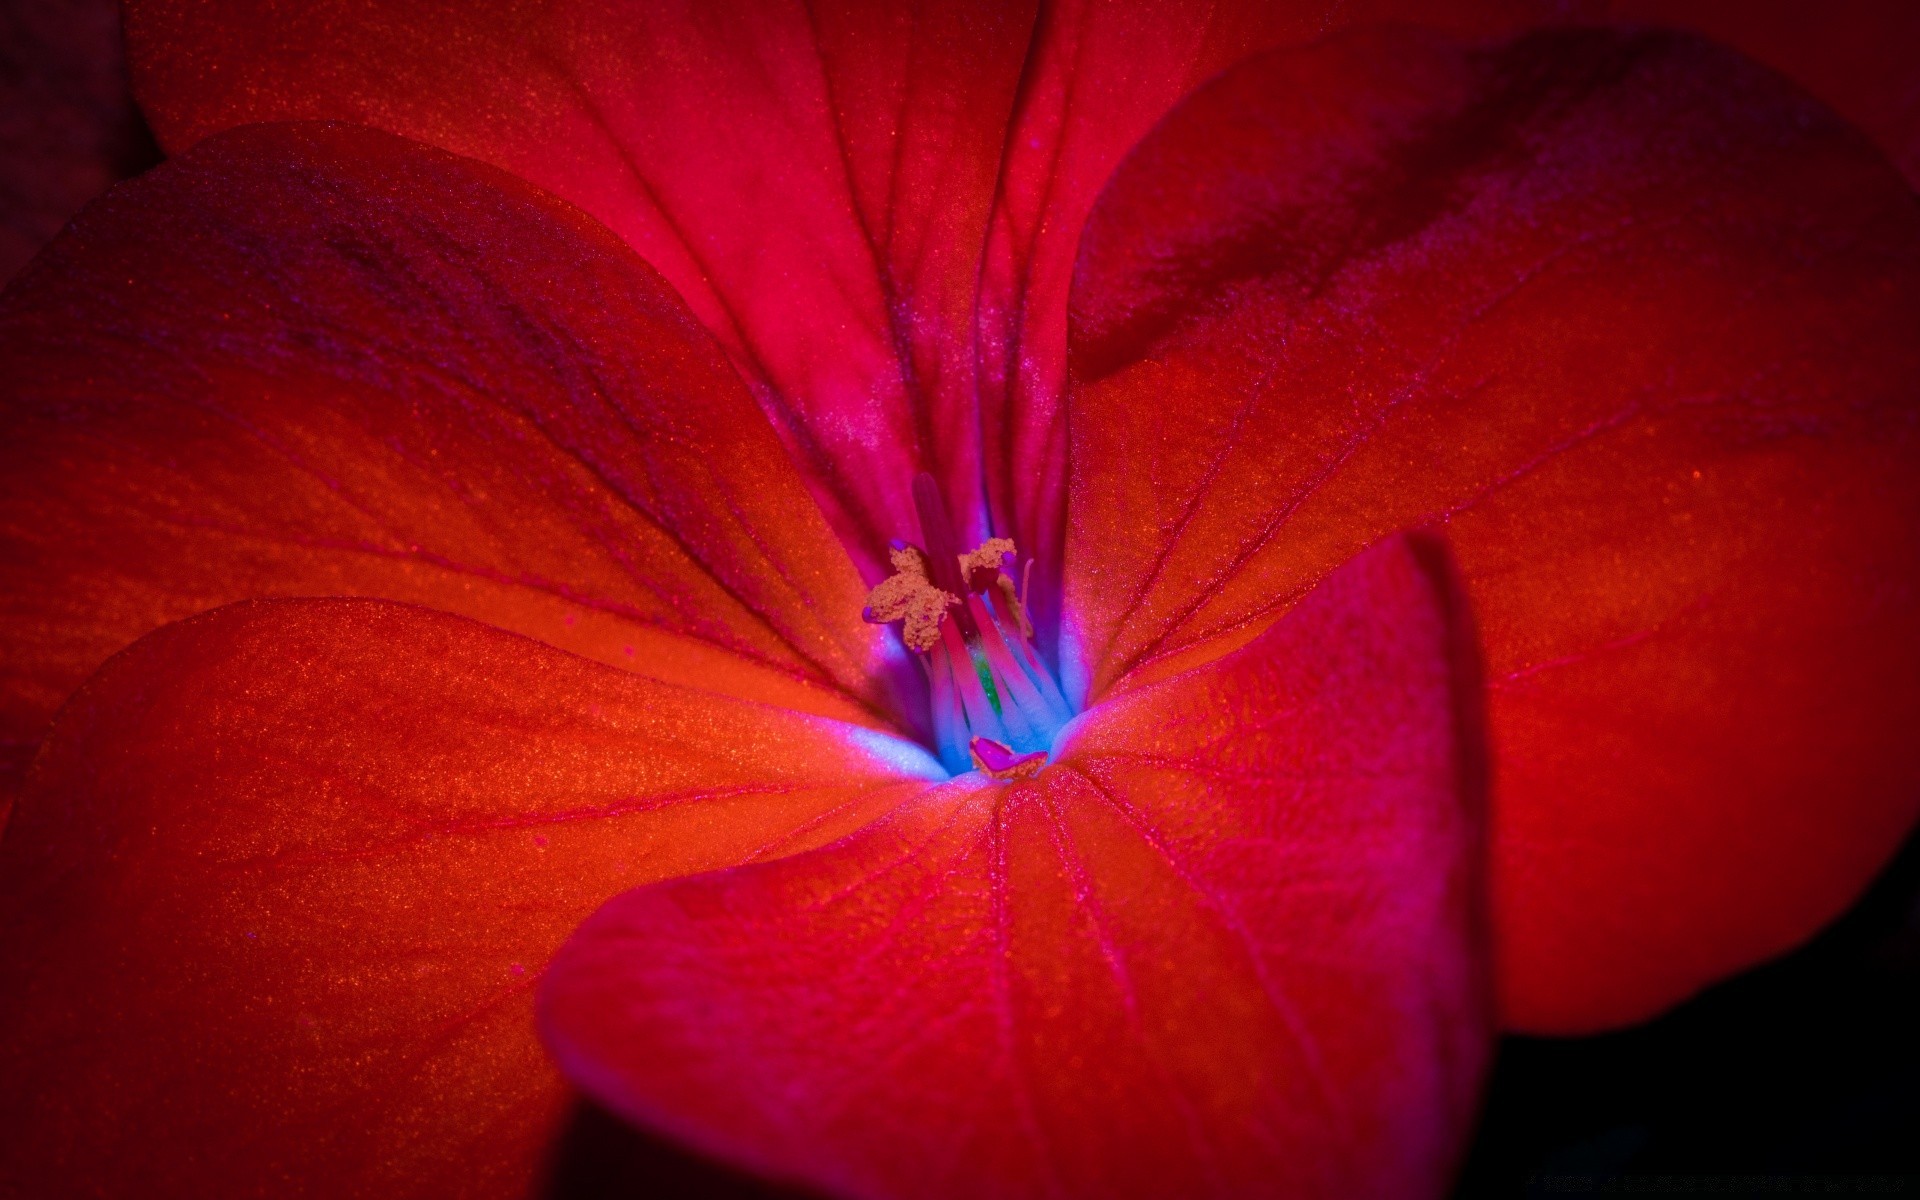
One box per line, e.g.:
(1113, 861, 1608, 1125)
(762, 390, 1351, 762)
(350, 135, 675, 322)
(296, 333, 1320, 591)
(1065, 27, 1920, 1030)
(541, 536, 1489, 1199)
(0, 598, 941, 1197)
(0, 121, 898, 803)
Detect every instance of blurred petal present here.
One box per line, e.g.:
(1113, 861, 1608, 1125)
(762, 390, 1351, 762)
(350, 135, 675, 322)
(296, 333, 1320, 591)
(0, 0, 155, 282)
(1066, 27, 1920, 1030)
(0, 598, 941, 1198)
(0, 121, 896, 803)
(1601, 0, 1920, 187)
(541, 536, 1489, 1200)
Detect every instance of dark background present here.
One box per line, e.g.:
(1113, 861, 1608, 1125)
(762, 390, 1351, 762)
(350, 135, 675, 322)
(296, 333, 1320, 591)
(540, 826, 1920, 1199)
(1455, 825, 1920, 1197)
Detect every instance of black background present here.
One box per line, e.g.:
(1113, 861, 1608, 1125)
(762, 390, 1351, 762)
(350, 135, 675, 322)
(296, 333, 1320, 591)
(1456, 825, 1920, 1196)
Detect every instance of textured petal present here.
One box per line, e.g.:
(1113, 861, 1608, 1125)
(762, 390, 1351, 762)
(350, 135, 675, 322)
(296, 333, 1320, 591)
(125, 0, 1041, 572)
(0, 598, 942, 1198)
(0, 0, 154, 282)
(1066, 28, 1920, 1030)
(119, 0, 1554, 616)
(0, 121, 898, 802)
(123, 1, 1920, 632)
(540, 535, 1489, 1200)
(974, 0, 1548, 642)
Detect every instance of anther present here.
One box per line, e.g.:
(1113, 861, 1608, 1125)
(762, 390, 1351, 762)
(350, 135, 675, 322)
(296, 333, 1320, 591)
(861, 472, 1075, 774)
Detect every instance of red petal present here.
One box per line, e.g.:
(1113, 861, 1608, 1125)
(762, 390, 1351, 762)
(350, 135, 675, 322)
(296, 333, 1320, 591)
(125, 0, 1042, 570)
(540, 535, 1489, 1200)
(117, 0, 1550, 615)
(975, 0, 1544, 638)
(0, 598, 940, 1196)
(122, 1, 1920, 628)
(0, 121, 897, 804)
(1065, 27, 1920, 1030)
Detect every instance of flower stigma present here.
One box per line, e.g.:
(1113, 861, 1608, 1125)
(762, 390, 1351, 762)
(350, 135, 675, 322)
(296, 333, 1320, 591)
(862, 473, 1073, 776)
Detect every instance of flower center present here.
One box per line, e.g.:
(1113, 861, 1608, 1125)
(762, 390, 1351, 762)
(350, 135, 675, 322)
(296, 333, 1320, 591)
(862, 474, 1072, 777)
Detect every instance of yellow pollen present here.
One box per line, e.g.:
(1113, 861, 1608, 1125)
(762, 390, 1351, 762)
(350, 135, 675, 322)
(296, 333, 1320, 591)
(888, 544, 928, 575)
(956, 537, 1015, 581)
(863, 546, 957, 652)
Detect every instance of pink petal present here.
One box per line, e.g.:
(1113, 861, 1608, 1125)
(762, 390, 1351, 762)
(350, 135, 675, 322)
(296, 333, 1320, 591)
(541, 535, 1490, 1199)
(974, 0, 1543, 638)
(121, 1, 1920, 630)
(1, 121, 899, 802)
(1064, 26, 1920, 1030)
(117, 1, 1528, 610)
(125, 0, 1044, 573)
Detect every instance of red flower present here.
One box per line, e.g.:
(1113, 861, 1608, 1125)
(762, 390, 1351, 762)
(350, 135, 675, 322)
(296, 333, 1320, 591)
(3, 3, 1918, 1197)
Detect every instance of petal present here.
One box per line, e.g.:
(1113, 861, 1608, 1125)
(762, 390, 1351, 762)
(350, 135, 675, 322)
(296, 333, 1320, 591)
(125, 0, 1042, 570)
(975, 0, 1540, 642)
(1065, 28, 1920, 1030)
(123, 1, 1920, 635)
(0, 0, 153, 282)
(119, 0, 1546, 614)
(540, 535, 1489, 1200)
(1600, 0, 1920, 187)
(0, 598, 942, 1197)
(0, 121, 897, 803)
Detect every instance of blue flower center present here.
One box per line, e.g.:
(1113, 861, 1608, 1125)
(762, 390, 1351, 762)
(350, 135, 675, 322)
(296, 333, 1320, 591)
(861, 474, 1073, 776)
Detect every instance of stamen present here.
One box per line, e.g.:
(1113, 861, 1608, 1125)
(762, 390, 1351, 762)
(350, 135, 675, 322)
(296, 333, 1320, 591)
(925, 643, 969, 768)
(940, 617, 1011, 737)
(996, 573, 1033, 638)
(957, 537, 1016, 582)
(966, 594, 1057, 735)
(860, 472, 1076, 775)
(861, 545, 955, 652)
(982, 588, 1069, 716)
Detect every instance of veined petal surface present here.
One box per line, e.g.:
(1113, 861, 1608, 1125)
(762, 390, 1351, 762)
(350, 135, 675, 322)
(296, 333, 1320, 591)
(0, 121, 895, 798)
(973, 0, 1553, 637)
(122, 0, 1920, 645)
(1066, 27, 1920, 1030)
(127, 0, 1043, 572)
(542, 536, 1489, 1200)
(114, 0, 1522, 631)
(0, 598, 941, 1198)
